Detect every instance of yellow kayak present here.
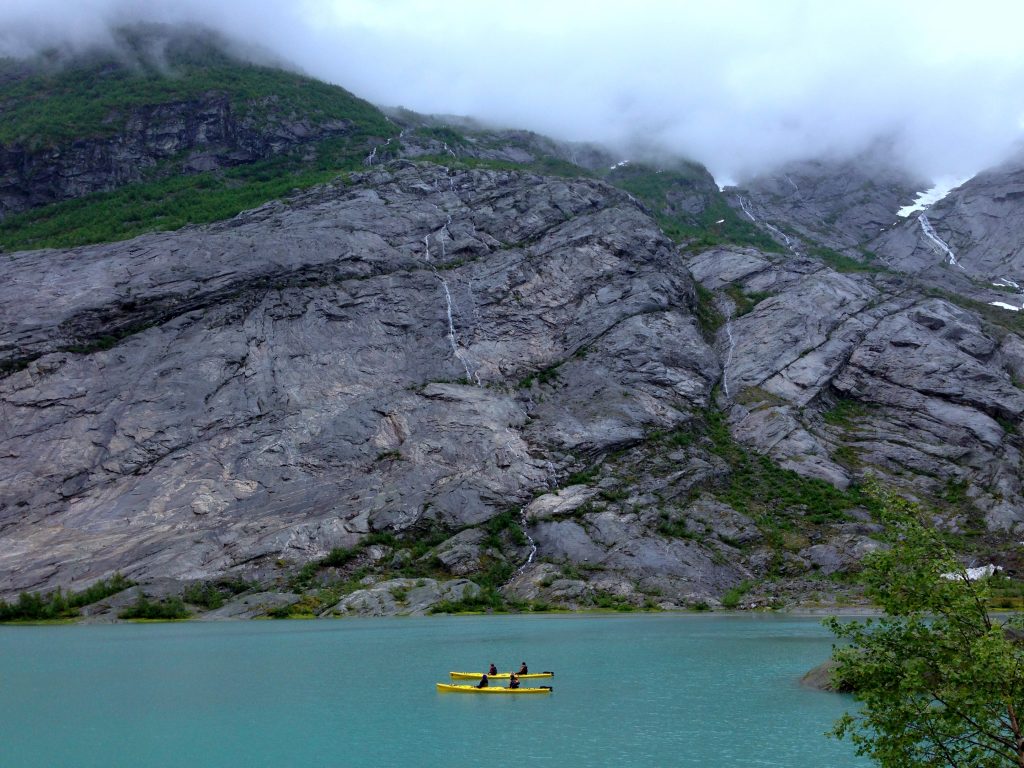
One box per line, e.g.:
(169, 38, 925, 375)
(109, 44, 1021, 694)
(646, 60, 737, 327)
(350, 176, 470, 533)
(437, 683, 552, 694)
(449, 671, 554, 680)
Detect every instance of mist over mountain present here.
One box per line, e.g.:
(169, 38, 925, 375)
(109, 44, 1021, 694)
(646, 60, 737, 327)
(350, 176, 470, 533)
(3, 1, 1024, 182)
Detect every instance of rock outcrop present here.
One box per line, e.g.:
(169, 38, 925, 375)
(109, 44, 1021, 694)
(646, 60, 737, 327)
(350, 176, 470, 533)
(0, 93, 356, 220)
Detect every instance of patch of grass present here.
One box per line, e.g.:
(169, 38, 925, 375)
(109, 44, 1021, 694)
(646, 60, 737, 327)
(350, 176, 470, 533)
(823, 397, 873, 429)
(703, 407, 874, 524)
(0, 573, 134, 621)
(734, 386, 787, 408)
(809, 245, 888, 274)
(517, 362, 562, 389)
(725, 285, 773, 316)
(483, 510, 527, 549)
(565, 465, 601, 486)
(606, 163, 780, 252)
(1, 30, 393, 149)
(693, 282, 725, 340)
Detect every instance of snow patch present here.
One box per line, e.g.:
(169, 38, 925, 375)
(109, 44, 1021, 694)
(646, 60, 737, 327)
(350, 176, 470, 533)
(897, 176, 970, 217)
(990, 301, 1022, 312)
(609, 160, 630, 170)
(941, 564, 1001, 581)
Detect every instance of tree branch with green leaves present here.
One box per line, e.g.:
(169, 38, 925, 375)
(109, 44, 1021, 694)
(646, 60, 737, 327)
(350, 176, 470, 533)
(827, 484, 1024, 768)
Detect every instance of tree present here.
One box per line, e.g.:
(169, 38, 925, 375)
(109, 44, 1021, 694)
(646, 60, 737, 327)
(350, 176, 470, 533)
(827, 485, 1024, 768)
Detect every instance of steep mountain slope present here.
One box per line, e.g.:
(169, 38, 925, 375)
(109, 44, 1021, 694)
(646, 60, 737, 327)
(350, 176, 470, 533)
(725, 152, 926, 255)
(4, 26, 1024, 617)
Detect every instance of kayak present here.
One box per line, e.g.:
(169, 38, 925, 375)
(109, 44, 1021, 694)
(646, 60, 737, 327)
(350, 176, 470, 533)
(449, 671, 554, 680)
(436, 683, 552, 694)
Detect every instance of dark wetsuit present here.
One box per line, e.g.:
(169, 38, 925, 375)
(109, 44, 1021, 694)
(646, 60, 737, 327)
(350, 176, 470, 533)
(477, 674, 489, 689)
(489, 664, 498, 676)
(508, 674, 520, 689)
(518, 664, 528, 675)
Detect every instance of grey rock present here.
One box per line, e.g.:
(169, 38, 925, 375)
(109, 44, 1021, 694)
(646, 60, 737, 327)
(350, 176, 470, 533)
(198, 591, 300, 620)
(331, 577, 479, 616)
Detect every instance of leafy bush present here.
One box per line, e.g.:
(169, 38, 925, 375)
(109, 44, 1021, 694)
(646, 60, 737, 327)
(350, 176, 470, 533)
(119, 595, 190, 620)
(0, 573, 134, 621)
(721, 580, 752, 609)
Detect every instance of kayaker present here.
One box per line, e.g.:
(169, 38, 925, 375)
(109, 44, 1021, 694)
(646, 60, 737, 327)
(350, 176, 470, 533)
(508, 673, 520, 689)
(518, 661, 528, 675)
(476, 674, 489, 689)
(488, 662, 498, 675)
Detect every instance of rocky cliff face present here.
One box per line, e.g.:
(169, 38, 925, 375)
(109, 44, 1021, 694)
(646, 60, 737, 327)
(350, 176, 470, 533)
(5, 31, 1024, 615)
(5, 157, 1024, 613)
(0, 163, 720, 600)
(0, 93, 354, 219)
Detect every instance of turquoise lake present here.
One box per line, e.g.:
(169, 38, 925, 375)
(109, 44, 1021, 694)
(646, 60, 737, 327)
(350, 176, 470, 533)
(0, 614, 866, 767)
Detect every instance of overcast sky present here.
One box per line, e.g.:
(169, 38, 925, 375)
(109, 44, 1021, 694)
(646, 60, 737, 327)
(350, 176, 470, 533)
(3, 0, 1024, 182)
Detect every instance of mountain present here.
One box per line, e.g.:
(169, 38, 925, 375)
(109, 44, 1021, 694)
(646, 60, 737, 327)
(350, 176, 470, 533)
(3, 25, 1024, 618)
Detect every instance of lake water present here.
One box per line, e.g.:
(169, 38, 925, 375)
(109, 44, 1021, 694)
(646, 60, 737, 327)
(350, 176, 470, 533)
(0, 614, 866, 767)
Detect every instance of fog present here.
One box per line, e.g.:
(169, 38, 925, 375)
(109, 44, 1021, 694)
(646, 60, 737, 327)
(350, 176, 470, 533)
(3, 0, 1024, 182)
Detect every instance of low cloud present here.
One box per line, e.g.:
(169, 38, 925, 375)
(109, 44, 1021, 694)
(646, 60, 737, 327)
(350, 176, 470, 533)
(3, 0, 1024, 182)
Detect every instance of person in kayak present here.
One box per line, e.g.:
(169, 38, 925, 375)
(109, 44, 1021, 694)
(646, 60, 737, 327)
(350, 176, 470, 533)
(488, 663, 497, 675)
(476, 674, 489, 689)
(518, 661, 528, 675)
(508, 673, 520, 689)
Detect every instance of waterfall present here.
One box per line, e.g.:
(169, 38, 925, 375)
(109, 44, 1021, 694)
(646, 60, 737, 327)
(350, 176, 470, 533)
(738, 196, 757, 223)
(439, 277, 477, 384)
(422, 229, 480, 385)
(722, 316, 736, 398)
(765, 222, 800, 256)
(508, 507, 538, 583)
(443, 142, 457, 159)
(364, 136, 395, 167)
(919, 214, 963, 268)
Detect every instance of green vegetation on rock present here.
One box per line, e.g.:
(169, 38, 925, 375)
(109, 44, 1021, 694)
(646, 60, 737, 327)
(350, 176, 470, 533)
(119, 595, 190, 620)
(0, 27, 391, 148)
(0, 573, 134, 621)
(607, 163, 780, 252)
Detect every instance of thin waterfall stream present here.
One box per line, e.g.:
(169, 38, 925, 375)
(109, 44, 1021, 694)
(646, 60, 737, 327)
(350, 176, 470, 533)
(422, 225, 480, 385)
(919, 213, 963, 269)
